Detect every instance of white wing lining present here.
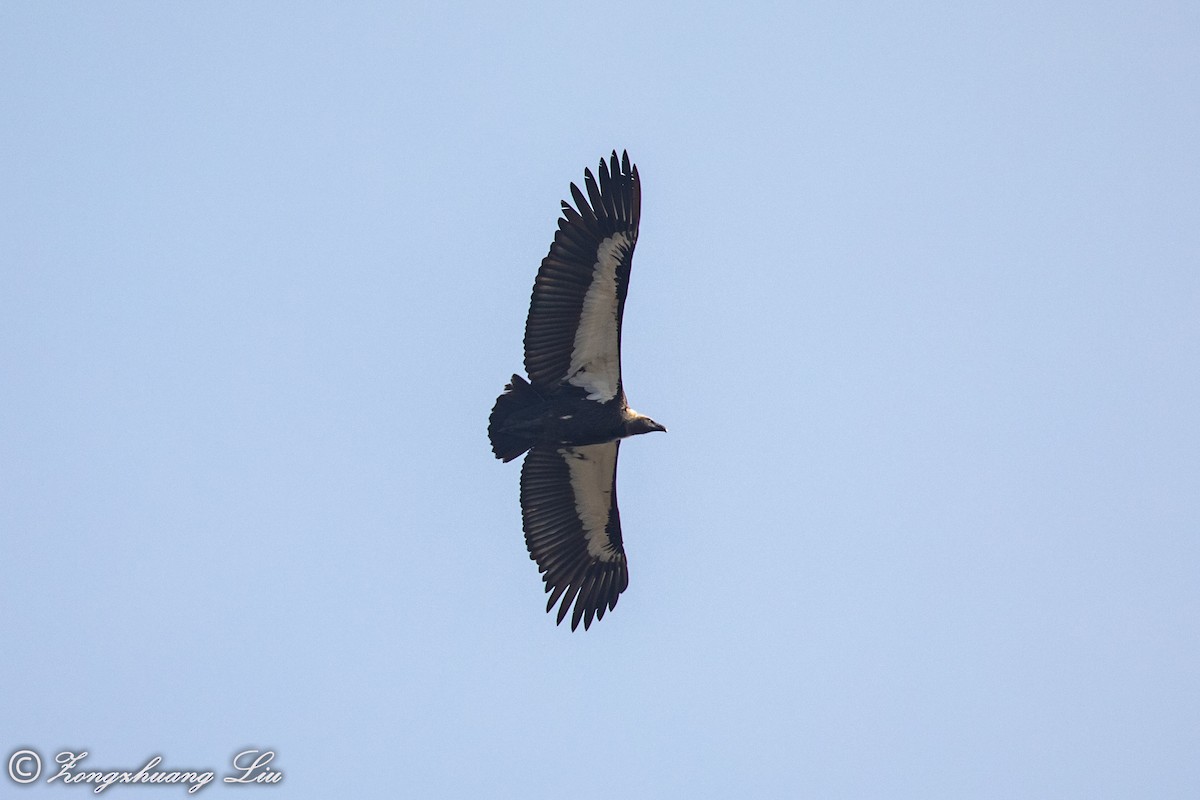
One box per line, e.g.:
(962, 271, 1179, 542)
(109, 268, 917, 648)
(561, 444, 621, 562)
(566, 233, 629, 402)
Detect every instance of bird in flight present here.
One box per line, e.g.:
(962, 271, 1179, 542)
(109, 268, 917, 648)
(488, 150, 665, 631)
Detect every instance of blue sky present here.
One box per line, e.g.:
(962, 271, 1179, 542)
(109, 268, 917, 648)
(3, 2, 1198, 797)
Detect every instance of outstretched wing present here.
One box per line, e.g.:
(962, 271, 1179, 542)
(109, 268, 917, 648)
(519, 442, 630, 630)
(523, 150, 640, 403)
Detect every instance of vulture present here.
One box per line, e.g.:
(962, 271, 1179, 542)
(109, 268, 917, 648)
(488, 150, 665, 631)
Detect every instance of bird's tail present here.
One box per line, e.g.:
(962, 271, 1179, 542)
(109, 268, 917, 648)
(488, 374, 542, 462)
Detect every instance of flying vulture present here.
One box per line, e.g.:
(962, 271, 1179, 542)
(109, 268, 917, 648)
(488, 150, 665, 631)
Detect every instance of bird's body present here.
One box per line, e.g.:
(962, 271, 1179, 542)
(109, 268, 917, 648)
(488, 151, 664, 631)
(490, 375, 660, 459)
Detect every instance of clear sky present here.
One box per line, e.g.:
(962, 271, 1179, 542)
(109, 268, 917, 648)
(3, 2, 1198, 797)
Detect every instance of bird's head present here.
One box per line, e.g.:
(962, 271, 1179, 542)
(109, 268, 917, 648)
(624, 414, 667, 437)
